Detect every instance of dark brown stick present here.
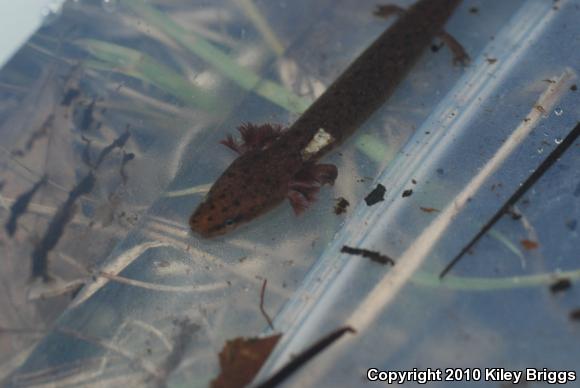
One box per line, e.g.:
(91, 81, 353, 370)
(260, 279, 274, 330)
(254, 326, 356, 388)
(440, 121, 580, 278)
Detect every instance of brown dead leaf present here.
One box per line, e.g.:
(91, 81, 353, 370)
(211, 334, 282, 388)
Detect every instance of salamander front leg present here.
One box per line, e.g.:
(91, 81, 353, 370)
(220, 122, 284, 154)
(287, 163, 338, 215)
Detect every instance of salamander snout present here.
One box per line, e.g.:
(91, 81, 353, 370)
(189, 198, 244, 238)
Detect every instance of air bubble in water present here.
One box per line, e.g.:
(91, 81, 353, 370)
(554, 137, 563, 144)
(554, 107, 563, 116)
(537, 147, 544, 154)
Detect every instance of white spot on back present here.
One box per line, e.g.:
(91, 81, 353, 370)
(301, 128, 335, 160)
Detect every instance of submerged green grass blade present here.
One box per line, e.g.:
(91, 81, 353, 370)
(76, 39, 219, 110)
(413, 269, 580, 291)
(235, 0, 285, 56)
(123, 0, 310, 113)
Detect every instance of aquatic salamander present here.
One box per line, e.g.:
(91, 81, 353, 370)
(190, 0, 468, 237)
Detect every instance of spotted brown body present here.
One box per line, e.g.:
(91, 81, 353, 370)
(190, 0, 468, 237)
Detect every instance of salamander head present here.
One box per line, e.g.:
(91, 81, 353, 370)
(189, 157, 285, 238)
(189, 179, 251, 238)
(189, 196, 245, 238)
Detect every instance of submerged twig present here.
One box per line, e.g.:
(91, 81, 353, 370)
(439, 121, 580, 278)
(254, 326, 355, 388)
(259, 279, 274, 330)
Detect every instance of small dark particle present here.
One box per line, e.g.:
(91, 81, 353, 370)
(469, 6, 479, 14)
(565, 219, 577, 231)
(411, 179, 417, 185)
(61, 88, 80, 106)
(402, 189, 413, 198)
(486, 57, 498, 64)
(569, 309, 580, 321)
(550, 278, 572, 294)
(334, 197, 350, 215)
(521, 239, 539, 250)
(436, 168, 444, 175)
(364, 184, 386, 206)
(571, 84, 577, 91)
(341, 245, 394, 266)
(420, 206, 440, 213)
(542, 79, 556, 84)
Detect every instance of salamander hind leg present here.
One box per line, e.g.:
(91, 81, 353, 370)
(287, 163, 338, 215)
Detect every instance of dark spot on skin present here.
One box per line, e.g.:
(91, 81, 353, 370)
(210, 204, 216, 210)
(219, 193, 227, 200)
(334, 197, 349, 215)
(233, 199, 241, 207)
(207, 216, 213, 222)
(222, 207, 229, 213)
